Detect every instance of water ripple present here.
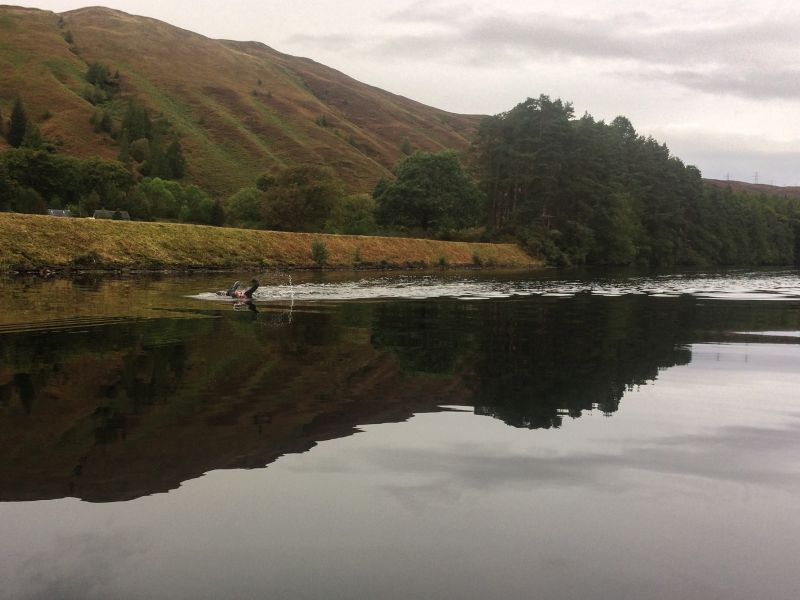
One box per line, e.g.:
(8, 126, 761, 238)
(190, 270, 800, 303)
(0, 315, 144, 335)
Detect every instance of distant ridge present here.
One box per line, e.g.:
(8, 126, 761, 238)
(0, 5, 482, 195)
(704, 179, 800, 199)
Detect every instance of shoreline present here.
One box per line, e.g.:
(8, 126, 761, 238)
(4, 263, 540, 277)
(0, 213, 540, 274)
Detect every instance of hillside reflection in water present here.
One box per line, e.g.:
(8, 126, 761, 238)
(0, 271, 799, 599)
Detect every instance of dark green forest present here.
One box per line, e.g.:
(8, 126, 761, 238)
(2, 93, 799, 266)
(471, 96, 800, 266)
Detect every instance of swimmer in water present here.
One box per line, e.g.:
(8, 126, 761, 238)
(218, 279, 259, 299)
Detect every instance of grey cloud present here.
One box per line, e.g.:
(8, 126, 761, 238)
(289, 8, 800, 100)
(384, 0, 475, 25)
(610, 65, 800, 100)
(666, 68, 800, 100)
(440, 14, 796, 66)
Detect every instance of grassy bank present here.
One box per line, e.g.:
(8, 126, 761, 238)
(0, 213, 539, 272)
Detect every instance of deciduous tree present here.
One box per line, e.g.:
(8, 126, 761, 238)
(226, 187, 264, 227)
(374, 151, 483, 234)
(262, 165, 343, 232)
(326, 194, 377, 235)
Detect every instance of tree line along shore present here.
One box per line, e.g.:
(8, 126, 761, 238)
(0, 213, 538, 273)
(3, 89, 800, 269)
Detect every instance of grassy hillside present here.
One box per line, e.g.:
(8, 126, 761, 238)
(0, 5, 482, 195)
(0, 213, 538, 271)
(0, 6, 117, 157)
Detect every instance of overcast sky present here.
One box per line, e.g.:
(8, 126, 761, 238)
(21, 0, 800, 185)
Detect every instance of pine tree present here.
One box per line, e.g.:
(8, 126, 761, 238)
(7, 97, 29, 148)
(20, 124, 45, 149)
(143, 131, 169, 178)
(99, 111, 113, 134)
(117, 130, 131, 163)
(90, 110, 101, 132)
(165, 138, 186, 178)
(121, 100, 152, 141)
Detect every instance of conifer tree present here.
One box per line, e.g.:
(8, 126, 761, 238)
(7, 97, 29, 148)
(117, 130, 131, 163)
(20, 124, 45, 149)
(121, 100, 152, 141)
(165, 138, 186, 178)
(144, 131, 169, 178)
(99, 111, 113, 134)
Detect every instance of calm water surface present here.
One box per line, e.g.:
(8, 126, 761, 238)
(1, 269, 799, 599)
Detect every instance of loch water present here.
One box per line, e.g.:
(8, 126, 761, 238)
(1, 269, 799, 599)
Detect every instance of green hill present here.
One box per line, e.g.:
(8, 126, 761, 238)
(0, 5, 481, 195)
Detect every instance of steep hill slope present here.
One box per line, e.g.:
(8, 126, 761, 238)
(0, 5, 482, 195)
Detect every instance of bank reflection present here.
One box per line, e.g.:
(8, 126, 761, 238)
(0, 294, 797, 502)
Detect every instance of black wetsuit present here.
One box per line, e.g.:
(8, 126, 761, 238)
(243, 280, 259, 298)
(221, 280, 258, 298)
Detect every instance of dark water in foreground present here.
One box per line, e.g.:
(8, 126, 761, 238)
(1, 269, 799, 599)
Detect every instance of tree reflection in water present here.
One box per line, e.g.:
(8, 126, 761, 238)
(0, 291, 797, 502)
